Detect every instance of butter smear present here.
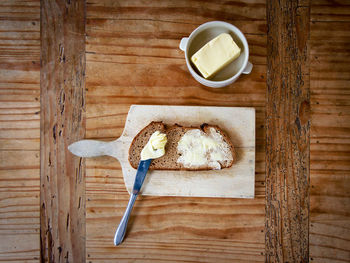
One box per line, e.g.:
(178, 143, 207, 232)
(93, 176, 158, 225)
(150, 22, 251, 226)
(177, 128, 233, 170)
(140, 131, 167, 160)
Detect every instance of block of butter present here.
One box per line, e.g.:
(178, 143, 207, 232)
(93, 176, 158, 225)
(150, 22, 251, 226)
(191, 33, 241, 79)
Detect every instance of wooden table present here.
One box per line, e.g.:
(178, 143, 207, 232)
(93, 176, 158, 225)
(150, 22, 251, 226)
(0, 0, 349, 262)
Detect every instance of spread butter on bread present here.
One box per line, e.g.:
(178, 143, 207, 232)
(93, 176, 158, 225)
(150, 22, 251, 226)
(128, 121, 236, 170)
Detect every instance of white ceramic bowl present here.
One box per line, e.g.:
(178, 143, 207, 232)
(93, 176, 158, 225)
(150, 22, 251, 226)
(179, 21, 252, 88)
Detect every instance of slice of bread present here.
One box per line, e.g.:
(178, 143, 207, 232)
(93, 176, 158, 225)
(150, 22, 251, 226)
(128, 121, 236, 170)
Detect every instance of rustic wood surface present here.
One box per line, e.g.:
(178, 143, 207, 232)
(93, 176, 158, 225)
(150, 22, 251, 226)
(0, 0, 40, 262)
(85, 0, 266, 262)
(309, 0, 350, 262)
(40, 0, 86, 262)
(0, 0, 349, 262)
(266, 0, 310, 262)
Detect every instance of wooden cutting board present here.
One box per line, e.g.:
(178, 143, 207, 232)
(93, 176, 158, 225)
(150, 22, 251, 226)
(69, 105, 255, 198)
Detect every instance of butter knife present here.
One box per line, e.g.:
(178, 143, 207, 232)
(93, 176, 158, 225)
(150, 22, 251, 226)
(114, 159, 152, 246)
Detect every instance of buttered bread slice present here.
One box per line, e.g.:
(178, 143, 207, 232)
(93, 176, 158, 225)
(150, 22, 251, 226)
(128, 121, 235, 170)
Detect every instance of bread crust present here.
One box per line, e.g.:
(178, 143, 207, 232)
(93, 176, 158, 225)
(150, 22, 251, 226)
(128, 121, 236, 170)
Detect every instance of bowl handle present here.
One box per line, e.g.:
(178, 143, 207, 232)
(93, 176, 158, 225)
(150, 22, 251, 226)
(179, 37, 188, 51)
(242, 61, 253, 74)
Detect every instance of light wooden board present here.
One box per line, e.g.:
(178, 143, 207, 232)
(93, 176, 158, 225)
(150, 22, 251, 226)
(71, 105, 256, 198)
(122, 105, 255, 198)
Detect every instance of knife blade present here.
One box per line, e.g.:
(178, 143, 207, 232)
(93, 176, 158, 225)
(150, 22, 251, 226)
(132, 159, 152, 194)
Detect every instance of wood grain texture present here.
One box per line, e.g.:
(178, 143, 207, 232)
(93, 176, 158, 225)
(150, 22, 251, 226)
(309, 1, 350, 262)
(0, 0, 348, 262)
(40, 0, 86, 262)
(0, 0, 40, 262)
(266, 0, 310, 262)
(85, 0, 266, 262)
(310, 0, 350, 22)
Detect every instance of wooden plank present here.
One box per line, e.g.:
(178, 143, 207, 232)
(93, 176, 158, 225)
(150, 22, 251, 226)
(86, 0, 267, 35)
(85, 0, 266, 261)
(265, 0, 310, 262)
(0, 0, 40, 262)
(309, 16, 350, 262)
(40, 0, 86, 262)
(311, 0, 350, 22)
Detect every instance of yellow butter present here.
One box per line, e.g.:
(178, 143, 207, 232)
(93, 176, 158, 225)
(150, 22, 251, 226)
(191, 33, 241, 79)
(141, 131, 167, 160)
